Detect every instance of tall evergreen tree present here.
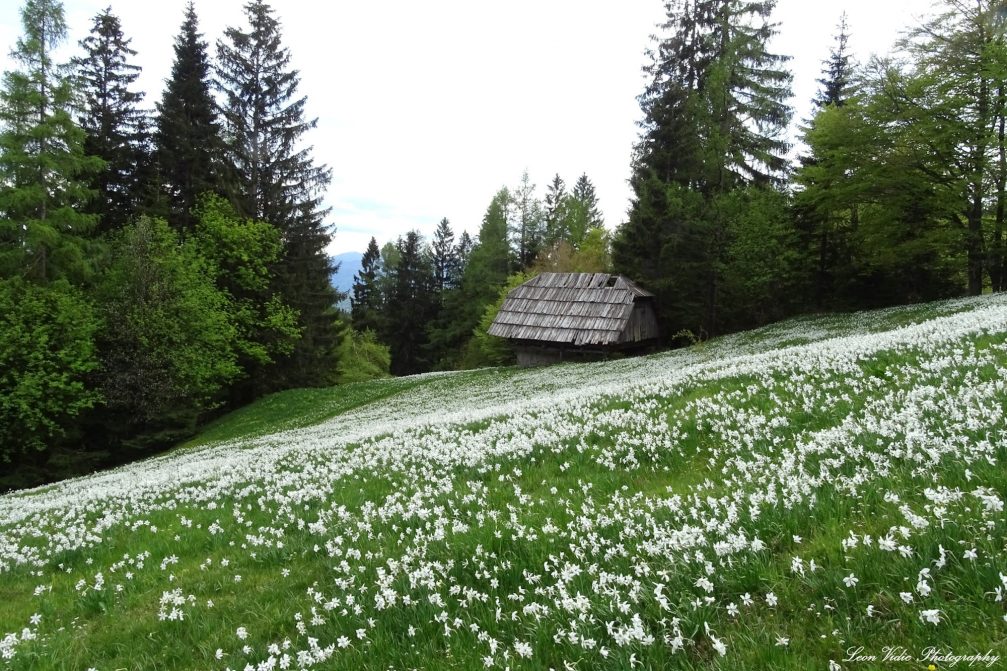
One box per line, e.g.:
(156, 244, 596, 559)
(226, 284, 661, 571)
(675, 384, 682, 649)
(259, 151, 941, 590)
(0, 0, 100, 282)
(216, 0, 326, 226)
(217, 0, 342, 388)
(814, 12, 855, 109)
(72, 7, 148, 234)
(465, 188, 513, 303)
(454, 230, 473, 278)
(794, 13, 860, 308)
(385, 231, 434, 375)
(566, 173, 604, 246)
(510, 171, 544, 269)
(614, 0, 793, 337)
(543, 173, 568, 248)
(351, 236, 383, 333)
(429, 190, 513, 364)
(154, 2, 227, 232)
(430, 217, 458, 296)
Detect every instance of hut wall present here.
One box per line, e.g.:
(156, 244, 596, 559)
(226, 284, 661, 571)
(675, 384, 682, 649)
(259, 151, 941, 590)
(515, 346, 564, 367)
(618, 301, 659, 344)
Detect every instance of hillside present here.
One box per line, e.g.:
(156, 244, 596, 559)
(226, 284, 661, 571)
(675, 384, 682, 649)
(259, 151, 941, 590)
(2, 295, 1007, 670)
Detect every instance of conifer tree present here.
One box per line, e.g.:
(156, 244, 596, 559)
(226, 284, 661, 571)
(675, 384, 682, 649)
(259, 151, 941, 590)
(543, 173, 568, 247)
(814, 12, 855, 109)
(466, 189, 513, 301)
(454, 231, 473, 278)
(217, 0, 342, 388)
(430, 217, 458, 296)
(794, 13, 860, 307)
(566, 173, 604, 246)
(614, 0, 793, 337)
(453, 189, 513, 338)
(385, 231, 434, 375)
(351, 236, 383, 333)
(154, 2, 227, 232)
(0, 0, 100, 282)
(511, 171, 544, 269)
(72, 7, 149, 234)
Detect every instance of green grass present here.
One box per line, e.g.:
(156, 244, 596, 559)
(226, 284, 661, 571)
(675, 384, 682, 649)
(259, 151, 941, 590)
(3, 295, 1007, 670)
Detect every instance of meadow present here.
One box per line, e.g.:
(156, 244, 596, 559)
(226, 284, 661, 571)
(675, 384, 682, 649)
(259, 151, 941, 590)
(2, 295, 1006, 670)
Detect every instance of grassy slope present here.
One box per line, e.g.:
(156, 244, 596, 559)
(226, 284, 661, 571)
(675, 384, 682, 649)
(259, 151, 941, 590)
(2, 296, 1007, 670)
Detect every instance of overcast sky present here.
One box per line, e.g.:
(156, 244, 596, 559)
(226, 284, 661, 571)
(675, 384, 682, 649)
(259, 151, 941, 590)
(0, 0, 936, 255)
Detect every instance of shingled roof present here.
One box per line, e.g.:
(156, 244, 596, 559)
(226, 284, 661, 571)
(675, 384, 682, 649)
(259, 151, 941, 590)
(488, 272, 655, 346)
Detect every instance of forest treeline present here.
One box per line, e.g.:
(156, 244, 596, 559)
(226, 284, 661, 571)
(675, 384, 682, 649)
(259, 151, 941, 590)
(2, 0, 1005, 488)
(352, 0, 1007, 376)
(0, 0, 341, 487)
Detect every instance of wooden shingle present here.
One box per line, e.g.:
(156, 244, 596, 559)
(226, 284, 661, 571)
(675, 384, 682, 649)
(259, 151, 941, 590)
(488, 273, 657, 347)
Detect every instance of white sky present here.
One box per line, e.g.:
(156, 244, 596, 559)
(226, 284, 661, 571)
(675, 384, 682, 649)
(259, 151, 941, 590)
(0, 0, 936, 255)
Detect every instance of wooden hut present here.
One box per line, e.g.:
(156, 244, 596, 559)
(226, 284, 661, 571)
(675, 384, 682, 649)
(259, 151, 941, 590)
(488, 272, 659, 366)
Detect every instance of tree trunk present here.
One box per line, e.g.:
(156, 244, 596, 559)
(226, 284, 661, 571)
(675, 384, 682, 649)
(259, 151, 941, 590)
(993, 84, 1006, 292)
(967, 73, 990, 295)
(816, 228, 828, 309)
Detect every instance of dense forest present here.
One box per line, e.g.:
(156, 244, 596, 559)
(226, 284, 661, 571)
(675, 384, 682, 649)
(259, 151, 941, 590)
(1, 0, 1005, 488)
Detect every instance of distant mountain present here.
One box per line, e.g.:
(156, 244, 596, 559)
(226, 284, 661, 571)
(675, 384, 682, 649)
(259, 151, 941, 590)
(331, 251, 363, 309)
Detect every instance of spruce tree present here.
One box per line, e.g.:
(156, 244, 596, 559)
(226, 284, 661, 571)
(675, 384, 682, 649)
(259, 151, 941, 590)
(543, 173, 568, 248)
(454, 230, 473, 278)
(814, 13, 855, 109)
(385, 231, 434, 375)
(567, 173, 604, 246)
(457, 189, 513, 333)
(614, 0, 793, 337)
(510, 171, 544, 269)
(72, 7, 148, 234)
(217, 0, 342, 388)
(467, 189, 513, 297)
(794, 13, 860, 308)
(154, 2, 227, 232)
(0, 0, 100, 282)
(351, 236, 383, 334)
(430, 217, 458, 296)
(424, 225, 475, 370)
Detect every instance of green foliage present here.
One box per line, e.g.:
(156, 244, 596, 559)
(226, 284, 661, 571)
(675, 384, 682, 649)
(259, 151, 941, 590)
(565, 173, 604, 245)
(575, 227, 611, 271)
(95, 216, 240, 449)
(616, 0, 794, 341)
(193, 195, 300, 389)
(899, 0, 1007, 294)
(430, 217, 459, 294)
(72, 7, 148, 234)
(351, 237, 384, 334)
(384, 230, 436, 375)
(0, 277, 100, 463)
(534, 227, 611, 274)
(336, 329, 392, 384)
(417, 189, 519, 370)
(217, 0, 342, 391)
(795, 72, 965, 307)
(510, 171, 544, 268)
(719, 187, 800, 329)
(813, 12, 855, 109)
(613, 180, 710, 336)
(461, 189, 512, 308)
(154, 2, 227, 232)
(0, 0, 102, 283)
(461, 272, 531, 369)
